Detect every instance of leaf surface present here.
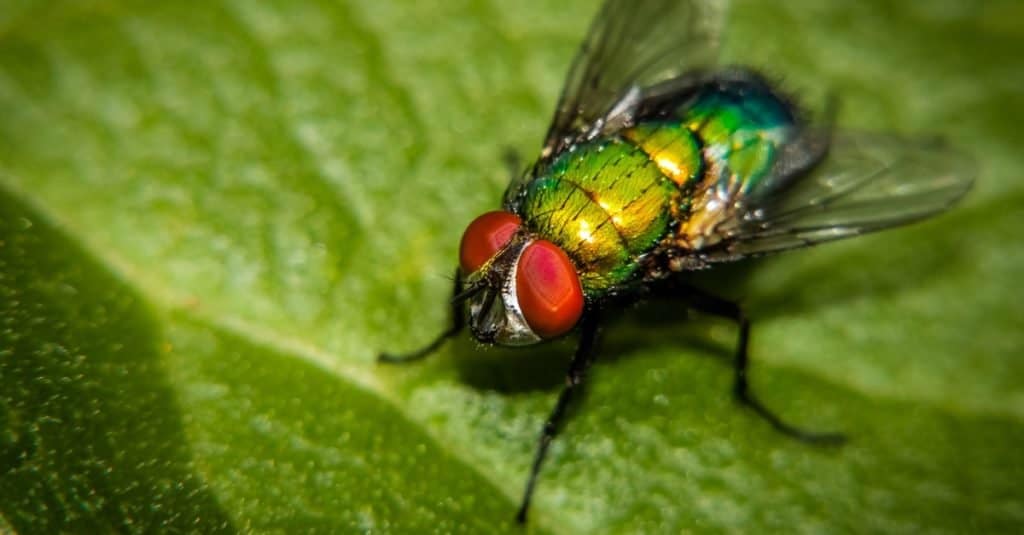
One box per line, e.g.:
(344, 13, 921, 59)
(1, 0, 1022, 532)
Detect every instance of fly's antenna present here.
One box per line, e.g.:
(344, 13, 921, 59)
(451, 279, 487, 304)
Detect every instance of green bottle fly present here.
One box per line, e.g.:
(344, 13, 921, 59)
(381, 0, 974, 523)
(509, 77, 796, 294)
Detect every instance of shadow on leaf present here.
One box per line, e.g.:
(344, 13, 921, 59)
(0, 187, 234, 533)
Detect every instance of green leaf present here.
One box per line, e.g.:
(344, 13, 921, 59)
(1, 0, 1022, 533)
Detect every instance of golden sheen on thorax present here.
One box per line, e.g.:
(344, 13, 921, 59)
(521, 139, 675, 292)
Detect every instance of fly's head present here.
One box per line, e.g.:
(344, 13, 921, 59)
(457, 211, 585, 347)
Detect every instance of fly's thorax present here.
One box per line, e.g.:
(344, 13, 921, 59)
(514, 139, 677, 295)
(458, 212, 585, 347)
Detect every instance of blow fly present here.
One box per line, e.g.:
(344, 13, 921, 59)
(379, 0, 973, 522)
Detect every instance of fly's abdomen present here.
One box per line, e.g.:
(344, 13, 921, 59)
(621, 79, 798, 251)
(519, 140, 676, 293)
(685, 84, 795, 191)
(672, 82, 798, 247)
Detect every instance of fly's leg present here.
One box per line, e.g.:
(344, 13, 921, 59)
(683, 285, 846, 445)
(516, 310, 601, 524)
(378, 268, 465, 364)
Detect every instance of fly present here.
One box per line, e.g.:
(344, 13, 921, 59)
(379, 0, 974, 523)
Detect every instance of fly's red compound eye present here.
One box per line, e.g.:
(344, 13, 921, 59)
(515, 240, 584, 339)
(459, 211, 522, 274)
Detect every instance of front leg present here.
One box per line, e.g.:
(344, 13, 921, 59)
(516, 309, 602, 524)
(378, 268, 465, 364)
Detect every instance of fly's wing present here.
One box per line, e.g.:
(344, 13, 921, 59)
(700, 132, 975, 262)
(505, 0, 726, 209)
(540, 0, 726, 160)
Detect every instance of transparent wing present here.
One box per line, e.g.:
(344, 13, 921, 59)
(540, 0, 726, 159)
(702, 132, 975, 262)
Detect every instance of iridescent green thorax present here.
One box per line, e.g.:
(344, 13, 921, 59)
(510, 80, 799, 296)
(518, 140, 675, 293)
